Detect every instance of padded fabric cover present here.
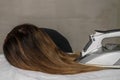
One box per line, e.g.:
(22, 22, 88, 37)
(0, 54, 120, 80)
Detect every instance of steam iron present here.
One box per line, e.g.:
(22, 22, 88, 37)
(78, 29, 120, 68)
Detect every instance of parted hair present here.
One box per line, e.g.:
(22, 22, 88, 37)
(3, 24, 103, 74)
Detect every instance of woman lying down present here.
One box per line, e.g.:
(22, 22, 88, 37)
(0, 24, 120, 80)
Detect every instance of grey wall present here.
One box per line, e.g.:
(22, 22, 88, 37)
(0, 0, 119, 53)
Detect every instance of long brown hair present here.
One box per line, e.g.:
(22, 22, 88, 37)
(3, 24, 104, 74)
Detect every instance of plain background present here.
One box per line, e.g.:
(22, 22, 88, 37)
(0, 0, 120, 53)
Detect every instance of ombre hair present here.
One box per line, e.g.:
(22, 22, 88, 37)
(3, 24, 103, 74)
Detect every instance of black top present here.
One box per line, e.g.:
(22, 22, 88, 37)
(41, 28, 73, 53)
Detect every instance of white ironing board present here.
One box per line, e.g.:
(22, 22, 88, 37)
(0, 54, 120, 80)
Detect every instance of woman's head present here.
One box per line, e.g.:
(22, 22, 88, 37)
(3, 24, 63, 71)
(3, 24, 103, 74)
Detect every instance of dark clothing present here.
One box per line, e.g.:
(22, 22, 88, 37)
(42, 28, 73, 53)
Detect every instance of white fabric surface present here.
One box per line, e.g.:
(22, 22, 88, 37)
(0, 54, 120, 80)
